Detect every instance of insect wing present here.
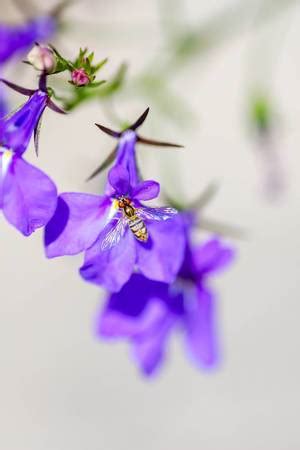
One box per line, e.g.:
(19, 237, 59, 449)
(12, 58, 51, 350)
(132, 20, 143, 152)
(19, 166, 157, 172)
(100, 217, 127, 251)
(137, 206, 177, 221)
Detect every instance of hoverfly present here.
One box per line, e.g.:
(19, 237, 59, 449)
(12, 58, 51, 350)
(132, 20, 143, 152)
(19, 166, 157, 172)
(101, 196, 177, 251)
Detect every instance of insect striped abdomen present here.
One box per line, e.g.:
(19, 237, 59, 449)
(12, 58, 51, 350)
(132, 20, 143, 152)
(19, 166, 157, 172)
(128, 216, 148, 242)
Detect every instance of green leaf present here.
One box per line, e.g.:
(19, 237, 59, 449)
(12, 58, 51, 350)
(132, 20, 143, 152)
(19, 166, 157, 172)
(97, 63, 127, 98)
(85, 80, 106, 88)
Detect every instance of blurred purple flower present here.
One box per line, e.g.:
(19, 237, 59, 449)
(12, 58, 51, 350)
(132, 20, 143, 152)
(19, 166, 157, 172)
(96, 225, 235, 376)
(0, 16, 56, 65)
(0, 16, 56, 118)
(0, 86, 63, 235)
(45, 164, 185, 292)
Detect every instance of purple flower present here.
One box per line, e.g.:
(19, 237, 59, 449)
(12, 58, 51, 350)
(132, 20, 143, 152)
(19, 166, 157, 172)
(0, 90, 48, 155)
(45, 164, 185, 292)
(45, 109, 185, 290)
(0, 16, 56, 65)
(0, 87, 62, 235)
(96, 231, 235, 376)
(0, 77, 66, 155)
(88, 108, 183, 185)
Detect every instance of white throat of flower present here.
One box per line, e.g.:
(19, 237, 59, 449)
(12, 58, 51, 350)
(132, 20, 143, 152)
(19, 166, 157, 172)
(105, 199, 120, 224)
(122, 130, 135, 140)
(0, 149, 13, 178)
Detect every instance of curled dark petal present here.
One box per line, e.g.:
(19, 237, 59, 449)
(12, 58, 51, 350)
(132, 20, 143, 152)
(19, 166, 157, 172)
(95, 123, 121, 138)
(86, 146, 117, 181)
(137, 135, 184, 148)
(49, 0, 72, 19)
(34, 115, 43, 157)
(129, 107, 149, 130)
(47, 99, 66, 114)
(11, 0, 38, 17)
(0, 79, 35, 96)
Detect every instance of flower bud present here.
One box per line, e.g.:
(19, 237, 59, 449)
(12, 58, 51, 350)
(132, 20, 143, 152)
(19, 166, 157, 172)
(71, 68, 90, 86)
(27, 45, 56, 74)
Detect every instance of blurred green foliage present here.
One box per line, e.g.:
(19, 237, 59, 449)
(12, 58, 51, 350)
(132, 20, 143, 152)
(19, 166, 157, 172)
(250, 93, 273, 136)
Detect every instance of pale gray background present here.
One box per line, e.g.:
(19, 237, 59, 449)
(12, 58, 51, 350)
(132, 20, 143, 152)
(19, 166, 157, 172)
(1, 1, 300, 449)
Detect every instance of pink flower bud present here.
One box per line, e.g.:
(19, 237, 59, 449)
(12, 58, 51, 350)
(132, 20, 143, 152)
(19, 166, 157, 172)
(27, 45, 56, 73)
(71, 68, 90, 86)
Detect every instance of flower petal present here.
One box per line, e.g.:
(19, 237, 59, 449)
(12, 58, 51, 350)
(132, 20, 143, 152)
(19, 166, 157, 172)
(96, 275, 151, 338)
(184, 286, 219, 369)
(97, 274, 175, 376)
(80, 228, 136, 292)
(115, 130, 139, 185)
(100, 304, 172, 377)
(136, 215, 185, 283)
(2, 156, 57, 236)
(108, 164, 130, 195)
(0, 90, 48, 155)
(131, 180, 160, 201)
(104, 130, 139, 196)
(132, 303, 175, 376)
(45, 193, 110, 257)
(111, 274, 169, 315)
(193, 238, 235, 275)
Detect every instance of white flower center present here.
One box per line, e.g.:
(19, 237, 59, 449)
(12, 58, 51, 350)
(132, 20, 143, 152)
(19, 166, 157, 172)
(121, 129, 136, 143)
(105, 199, 119, 224)
(0, 149, 13, 178)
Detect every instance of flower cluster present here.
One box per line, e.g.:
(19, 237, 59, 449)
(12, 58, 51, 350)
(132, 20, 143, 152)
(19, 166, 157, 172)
(45, 111, 185, 292)
(0, 43, 105, 234)
(0, 40, 236, 377)
(44, 110, 235, 376)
